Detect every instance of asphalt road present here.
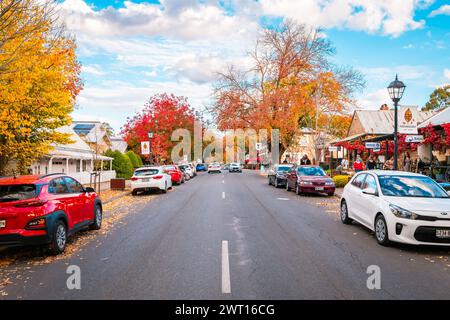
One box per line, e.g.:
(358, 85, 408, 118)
(1, 170, 450, 299)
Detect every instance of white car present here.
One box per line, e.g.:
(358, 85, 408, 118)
(131, 166, 172, 195)
(229, 162, 242, 173)
(179, 164, 195, 178)
(208, 163, 221, 174)
(340, 170, 450, 246)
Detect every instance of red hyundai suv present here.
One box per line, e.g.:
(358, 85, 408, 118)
(164, 165, 185, 185)
(0, 174, 103, 254)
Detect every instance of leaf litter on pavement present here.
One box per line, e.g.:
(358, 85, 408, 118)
(0, 192, 156, 297)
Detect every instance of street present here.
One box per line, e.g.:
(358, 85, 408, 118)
(1, 170, 449, 300)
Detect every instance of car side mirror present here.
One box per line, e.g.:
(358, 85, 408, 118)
(362, 187, 378, 196)
(85, 187, 95, 193)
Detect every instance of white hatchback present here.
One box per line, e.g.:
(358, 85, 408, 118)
(131, 166, 172, 195)
(208, 163, 221, 173)
(340, 170, 450, 246)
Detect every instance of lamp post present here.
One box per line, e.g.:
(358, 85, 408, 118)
(387, 75, 406, 170)
(148, 130, 153, 165)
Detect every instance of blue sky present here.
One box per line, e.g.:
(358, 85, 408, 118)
(58, 0, 450, 132)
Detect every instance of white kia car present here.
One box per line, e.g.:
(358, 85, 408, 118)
(131, 166, 172, 195)
(208, 163, 222, 174)
(340, 170, 450, 246)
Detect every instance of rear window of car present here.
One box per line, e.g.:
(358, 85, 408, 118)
(165, 166, 176, 170)
(0, 184, 37, 202)
(135, 169, 159, 176)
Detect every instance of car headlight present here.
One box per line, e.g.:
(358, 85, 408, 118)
(300, 181, 313, 185)
(389, 204, 418, 220)
(325, 181, 335, 186)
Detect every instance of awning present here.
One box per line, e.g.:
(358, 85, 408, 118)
(49, 150, 113, 161)
(362, 134, 394, 143)
(331, 133, 368, 145)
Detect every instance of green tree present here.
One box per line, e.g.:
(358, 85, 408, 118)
(423, 85, 449, 112)
(126, 151, 140, 168)
(105, 150, 134, 179)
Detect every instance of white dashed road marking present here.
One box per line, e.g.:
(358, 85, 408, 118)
(222, 240, 231, 294)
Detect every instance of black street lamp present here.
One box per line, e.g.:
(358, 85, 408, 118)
(148, 130, 153, 164)
(387, 75, 406, 170)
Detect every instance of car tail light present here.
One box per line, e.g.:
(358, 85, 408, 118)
(26, 217, 46, 229)
(14, 200, 48, 208)
(153, 175, 163, 180)
(131, 177, 139, 181)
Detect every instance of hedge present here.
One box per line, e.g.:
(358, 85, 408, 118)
(332, 175, 351, 188)
(125, 151, 141, 168)
(104, 150, 134, 179)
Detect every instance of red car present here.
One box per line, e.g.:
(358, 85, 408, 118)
(0, 174, 102, 254)
(286, 165, 335, 196)
(164, 165, 185, 185)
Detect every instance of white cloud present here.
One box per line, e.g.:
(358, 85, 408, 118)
(429, 4, 450, 17)
(444, 69, 450, 80)
(81, 64, 104, 76)
(356, 89, 391, 110)
(259, 0, 429, 37)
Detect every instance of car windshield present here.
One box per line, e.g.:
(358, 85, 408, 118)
(165, 166, 177, 171)
(0, 184, 37, 202)
(297, 167, 326, 176)
(378, 175, 449, 198)
(134, 169, 159, 176)
(277, 166, 291, 172)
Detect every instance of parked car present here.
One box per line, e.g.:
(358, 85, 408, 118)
(268, 164, 293, 187)
(340, 170, 450, 246)
(164, 165, 184, 185)
(208, 163, 222, 174)
(0, 174, 102, 255)
(196, 163, 207, 172)
(188, 163, 197, 177)
(286, 165, 335, 196)
(229, 163, 242, 173)
(179, 164, 195, 178)
(131, 166, 172, 195)
(223, 164, 230, 171)
(179, 166, 191, 181)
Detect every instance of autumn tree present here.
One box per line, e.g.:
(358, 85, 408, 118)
(121, 94, 195, 163)
(211, 21, 364, 160)
(0, 0, 83, 175)
(422, 85, 449, 112)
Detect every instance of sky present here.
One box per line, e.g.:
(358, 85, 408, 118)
(58, 0, 450, 132)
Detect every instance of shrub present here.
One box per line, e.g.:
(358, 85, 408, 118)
(125, 151, 140, 168)
(104, 150, 134, 179)
(333, 175, 351, 188)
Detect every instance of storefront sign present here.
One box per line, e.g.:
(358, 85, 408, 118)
(365, 142, 381, 149)
(328, 146, 338, 152)
(405, 135, 424, 143)
(399, 107, 418, 134)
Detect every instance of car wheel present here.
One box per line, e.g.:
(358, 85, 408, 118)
(162, 182, 168, 194)
(375, 215, 390, 246)
(132, 190, 138, 196)
(286, 181, 291, 191)
(340, 200, 353, 225)
(49, 220, 67, 255)
(274, 178, 279, 188)
(90, 204, 102, 230)
(268, 177, 272, 185)
(296, 183, 301, 195)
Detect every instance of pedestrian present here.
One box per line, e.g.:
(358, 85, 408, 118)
(300, 154, 311, 165)
(366, 155, 376, 170)
(353, 155, 365, 173)
(383, 157, 394, 170)
(341, 158, 349, 170)
(403, 152, 411, 172)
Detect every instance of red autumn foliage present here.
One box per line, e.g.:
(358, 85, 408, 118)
(121, 93, 195, 162)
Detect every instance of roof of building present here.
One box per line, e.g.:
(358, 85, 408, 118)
(110, 137, 128, 153)
(350, 107, 434, 136)
(417, 107, 449, 128)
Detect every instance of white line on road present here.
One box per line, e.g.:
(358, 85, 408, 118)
(277, 198, 290, 201)
(222, 191, 226, 199)
(222, 240, 231, 294)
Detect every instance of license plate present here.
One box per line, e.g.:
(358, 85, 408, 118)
(315, 187, 324, 191)
(0, 220, 5, 229)
(141, 178, 149, 182)
(436, 230, 450, 238)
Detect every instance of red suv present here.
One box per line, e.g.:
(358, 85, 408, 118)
(164, 165, 185, 185)
(0, 174, 103, 254)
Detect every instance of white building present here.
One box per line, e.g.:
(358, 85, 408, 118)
(31, 126, 115, 184)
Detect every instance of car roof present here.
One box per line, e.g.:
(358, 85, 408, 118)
(135, 166, 162, 170)
(368, 170, 427, 177)
(0, 174, 66, 185)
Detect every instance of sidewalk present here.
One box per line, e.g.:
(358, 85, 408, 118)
(334, 188, 343, 199)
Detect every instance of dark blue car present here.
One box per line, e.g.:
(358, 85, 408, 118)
(196, 163, 207, 172)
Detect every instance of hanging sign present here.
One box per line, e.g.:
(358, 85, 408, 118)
(141, 141, 150, 155)
(399, 107, 418, 134)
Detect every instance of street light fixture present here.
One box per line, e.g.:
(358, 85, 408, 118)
(387, 75, 406, 170)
